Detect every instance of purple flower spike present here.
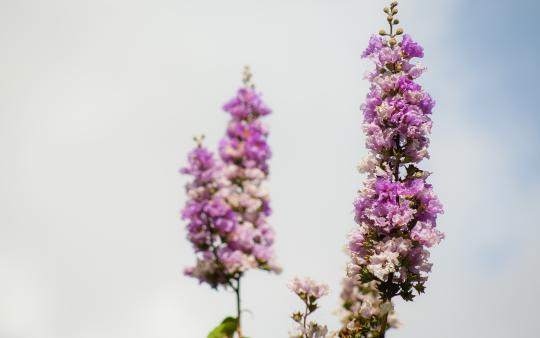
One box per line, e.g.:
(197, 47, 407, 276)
(350, 9, 443, 295)
(341, 2, 444, 337)
(182, 69, 279, 290)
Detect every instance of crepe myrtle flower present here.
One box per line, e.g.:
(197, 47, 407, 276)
(346, 1, 444, 337)
(216, 66, 279, 276)
(288, 277, 335, 338)
(181, 67, 279, 337)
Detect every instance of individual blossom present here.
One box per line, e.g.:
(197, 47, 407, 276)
(361, 36, 384, 58)
(401, 34, 424, 58)
(289, 277, 330, 300)
(346, 1, 444, 337)
(288, 278, 335, 338)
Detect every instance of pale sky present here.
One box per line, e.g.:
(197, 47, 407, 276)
(1, 0, 539, 337)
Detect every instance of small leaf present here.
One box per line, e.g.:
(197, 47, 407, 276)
(207, 317, 238, 338)
(414, 282, 426, 294)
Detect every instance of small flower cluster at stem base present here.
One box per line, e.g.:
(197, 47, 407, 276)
(288, 277, 335, 338)
(338, 277, 399, 337)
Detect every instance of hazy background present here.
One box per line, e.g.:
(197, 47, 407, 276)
(1, 0, 539, 337)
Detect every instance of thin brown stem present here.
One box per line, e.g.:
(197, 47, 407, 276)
(379, 312, 389, 338)
(302, 300, 309, 338)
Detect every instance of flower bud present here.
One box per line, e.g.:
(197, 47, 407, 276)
(291, 312, 303, 322)
(389, 37, 397, 46)
(387, 15, 393, 22)
(379, 29, 387, 36)
(393, 19, 400, 25)
(383, 7, 390, 14)
(391, 1, 398, 7)
(392, 8, 398, 14)
(396, 28, 404, 35)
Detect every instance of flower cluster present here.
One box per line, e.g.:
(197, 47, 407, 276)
(347, 0, 444, 313)
(288, 277, 334, 338)
(182, 76, 278, 289)
(182, 143, 237, 287)
(218, 86, 278, 272)
(338, 277, 399, 337)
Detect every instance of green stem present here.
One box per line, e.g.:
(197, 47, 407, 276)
(235, 279, 242, 338)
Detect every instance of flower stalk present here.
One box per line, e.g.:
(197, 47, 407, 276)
(343, 0, 444, 336)
(181, 68, 278, 337)
(288, 277, 332, 338)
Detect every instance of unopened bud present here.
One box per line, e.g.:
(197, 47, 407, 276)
(396, 28, 404, 35)
(379, 29, 387, 36)
(391, 1, 398, 7)
(392, 8, 398, 14)
(387, 15, 393, 22)
(389, 37, 397, 46)
(393, 19, 400, 25)
(291, 312, 303, 322)
(383, 7, 390, 14)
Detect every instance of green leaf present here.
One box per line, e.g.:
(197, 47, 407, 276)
(207, 317, 238, 338)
